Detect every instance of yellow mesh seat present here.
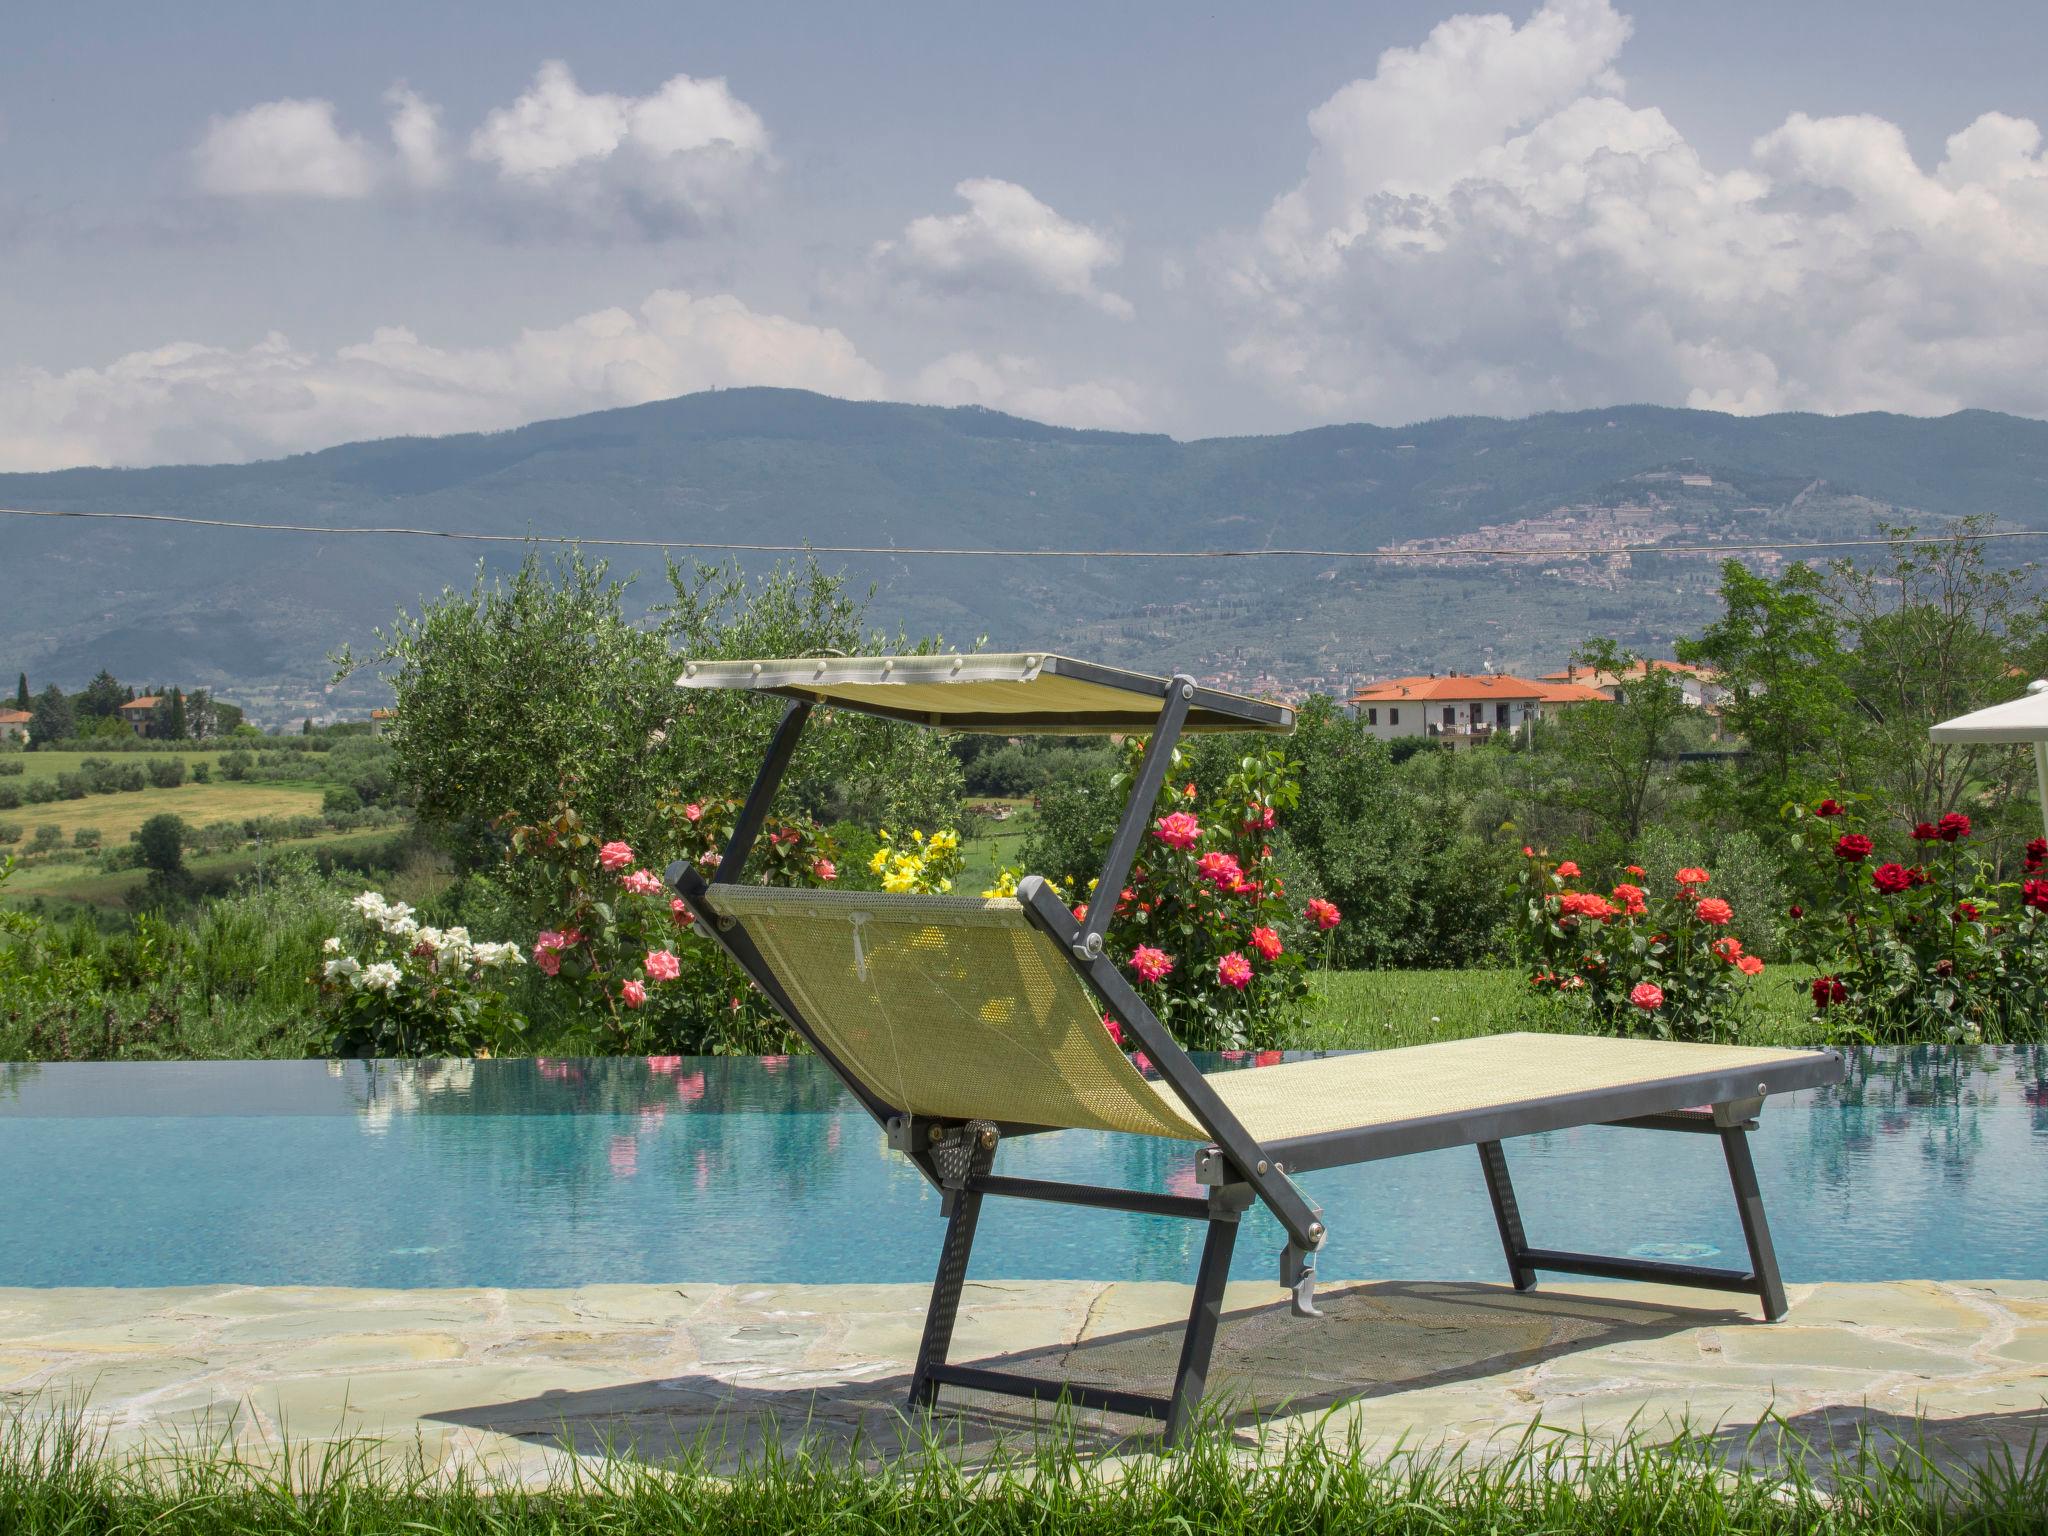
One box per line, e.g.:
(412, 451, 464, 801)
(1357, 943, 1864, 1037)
(706, 886, 1203, 1140)
(1174, 1033, 1825, 1146)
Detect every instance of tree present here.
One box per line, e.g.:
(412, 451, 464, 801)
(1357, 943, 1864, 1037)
(28, 684, 73, 748)
(134, 813, 189, 903)
(339, 549, 963, 889)
(12, 674, 26, 711)
(155, 687, 188, 741)
(1531, 642, 1696, 862)
(184, 689, 219, 740)
(77, 670, 127, 720)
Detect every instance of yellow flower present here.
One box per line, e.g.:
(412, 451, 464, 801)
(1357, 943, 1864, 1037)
(928, 830, 959, 853)
(868, 848, 888, 875)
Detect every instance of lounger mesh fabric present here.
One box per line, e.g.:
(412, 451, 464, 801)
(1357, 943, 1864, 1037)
(705, 886, 1205, 1139)
(1173, 1033, 1820, 1145)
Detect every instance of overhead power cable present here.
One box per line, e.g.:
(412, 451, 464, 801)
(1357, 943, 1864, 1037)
(3, 504, 2044, 562)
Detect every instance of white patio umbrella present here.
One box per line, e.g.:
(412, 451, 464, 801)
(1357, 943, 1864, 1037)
(1928, 680, 2048, 841)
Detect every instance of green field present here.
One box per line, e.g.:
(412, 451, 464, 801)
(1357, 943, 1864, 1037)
(0, 828, 403, 910)
(1, 780, 324, 844)
(959, 801, 1034, 888)
(3, 748, 235, 780)
(1304, 968, 1821, 1049)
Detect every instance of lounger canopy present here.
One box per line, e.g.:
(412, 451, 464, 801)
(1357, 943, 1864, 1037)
(669, 651, 1843, 1440)
(676, 651, 1293, 734)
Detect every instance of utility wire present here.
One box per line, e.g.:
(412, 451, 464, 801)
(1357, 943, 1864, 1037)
(3, 504, 2044, 562)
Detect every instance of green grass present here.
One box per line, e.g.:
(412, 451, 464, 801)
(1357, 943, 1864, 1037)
(959, 802, 1035, 890)
(4, 1406, 2043, 1535)
(2, 829, 398, 912)
(1, 780, 324, 846)
(5, 749, 235, 781)
(1298, 969, 1824, 1049)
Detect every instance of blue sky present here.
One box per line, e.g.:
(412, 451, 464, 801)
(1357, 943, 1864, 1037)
(5, 0, 2047, 468)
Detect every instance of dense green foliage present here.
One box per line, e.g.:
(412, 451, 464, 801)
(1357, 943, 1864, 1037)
(4, 1408, 2045, 1536)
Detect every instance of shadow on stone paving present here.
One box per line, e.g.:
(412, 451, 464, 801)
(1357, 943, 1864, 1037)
(431, 1280, 1752, 1467)
(1705, 1402, 2048, 1482)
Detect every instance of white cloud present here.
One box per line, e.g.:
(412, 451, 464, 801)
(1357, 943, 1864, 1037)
(384, 85, 449, 189)
(467, 60, 770, 225)
(0, 290, 883, 470)
(877, 179, 1133, 318)
(1224, 0, 2048, 422)
(909, 351, 1148, 430)
(193, 99, 379, 199)
(191, 62, 770, 229)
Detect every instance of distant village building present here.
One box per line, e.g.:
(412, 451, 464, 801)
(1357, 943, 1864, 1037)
(1532, 679, 1613, 709)
(1539, 660, 1724, 711)
(120, 696, 163, 738)
(0, 708, 29, 744)
(368, 708, 396, 737)
(1348, 673, 1550, 748)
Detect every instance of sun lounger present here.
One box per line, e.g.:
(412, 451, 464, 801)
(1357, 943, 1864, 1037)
(668, 653, 1843, 1440)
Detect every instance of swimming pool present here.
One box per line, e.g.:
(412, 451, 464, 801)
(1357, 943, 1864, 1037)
(2, 1048, 2042, 1289)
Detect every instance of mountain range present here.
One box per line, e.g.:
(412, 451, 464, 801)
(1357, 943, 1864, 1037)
(6, 388, 2047, 722)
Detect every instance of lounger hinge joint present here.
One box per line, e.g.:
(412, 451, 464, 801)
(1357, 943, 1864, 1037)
(1280, 1240, 1320, 1318)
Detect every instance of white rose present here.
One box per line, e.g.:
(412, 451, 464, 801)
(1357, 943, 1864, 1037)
(323, 956, 361, 980)
(359, 962, 402, 993)
(323, 937, 343, 954)
(351, 891, 389, 920)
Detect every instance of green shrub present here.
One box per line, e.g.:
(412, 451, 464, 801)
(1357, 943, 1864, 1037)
(0, 784, 19, 810)
(219, 750, 254, 781)
(190, 760, 212, 782)
(321, 784, 362, 816)
(52, 773, 88, 800)
(145, 757, 186, 789)
(71, 827, 101, 850)
(0, 760, 21, 776)
(28, 825, 61, 854)
(0, 822, 20, 845)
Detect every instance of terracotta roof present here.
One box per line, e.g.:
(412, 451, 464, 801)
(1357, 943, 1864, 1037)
(1534, 682, 1612, 704)
(1350, 673, 1548, 703)
(0, 709, 29, 724)
(1540, 660, 1713, 683)
(370, 708, 396, 720)
(121, 696, 162, 710)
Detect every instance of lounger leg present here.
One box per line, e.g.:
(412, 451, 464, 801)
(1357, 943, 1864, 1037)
(1719, 1127, 1788, 1322)
(1164, 1212, 1241, 1445)
(908, 1185, 985, 1412)
(1476, 1140, 1539, 1292)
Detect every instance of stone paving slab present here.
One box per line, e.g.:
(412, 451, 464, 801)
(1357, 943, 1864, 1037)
(1, 1280, 2043, 1483)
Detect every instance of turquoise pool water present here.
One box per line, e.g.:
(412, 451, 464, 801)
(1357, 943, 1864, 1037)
(1, 1049, 2043, 1288)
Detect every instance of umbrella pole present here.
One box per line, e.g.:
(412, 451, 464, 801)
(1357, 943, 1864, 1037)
(2036, 742, 2048, 845)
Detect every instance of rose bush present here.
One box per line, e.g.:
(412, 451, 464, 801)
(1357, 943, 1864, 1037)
(1784, 795, 2048, 1042)
(1510, 852, 1768, 1041)
(989, 741, 1336, 1051)
(318, 891, 526, 1057)
(501, 786, 840, 1054)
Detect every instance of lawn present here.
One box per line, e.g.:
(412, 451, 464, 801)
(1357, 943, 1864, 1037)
(4, 748, 235, 780)
(1302, 967, 1822, 1049)
(1, 828, 401, 911)
(959, 801, 1034, 888)
(1, 780, 324, 845)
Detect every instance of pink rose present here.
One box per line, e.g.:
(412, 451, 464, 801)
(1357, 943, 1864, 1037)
(534, 947, 561, 977)
(1629, 982, 1664, 1011)
(684, 803, 703, 822)
(1305, 897, 1341, 930)
(644, 949, 682, 982)
(1153, 811, 1202, 850)
(1101, 1012, 1124, 1046)
(671, 898, 695, 925)
(1217, 951, 1253, 990)
(1250, 925, 1282, 961)
(1196, 850, 1243, 889)
(598, 841, 634, 871)
(646, 1055, 682, 1073)
(620, 979, 648, 1009)
(621, 868, 666, 896)
(1130, 945, 1175, 983)
(812, 858, 837, 882)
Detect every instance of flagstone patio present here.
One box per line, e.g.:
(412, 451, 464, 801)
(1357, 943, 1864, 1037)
(3, 1278, 2044, 1482)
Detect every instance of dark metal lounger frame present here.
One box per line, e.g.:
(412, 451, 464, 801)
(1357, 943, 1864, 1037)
(668, 666, 1843, 1443)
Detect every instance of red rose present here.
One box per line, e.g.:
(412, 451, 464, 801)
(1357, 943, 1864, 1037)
(1810, 975, 1848, 1009)
(1555, 860, 1581, 879)
(1628, 982, 1664, 1011)
(1787, 904, 1803, 919)
(2023, 880, 2048, 914)
(1911, 822, 1938, 842)
(1937, 812, 1971, 843)
(1870, 862, 1913, 895)
(1955, 901, 1979, 921)
(1816, 799, 1845, 817)
(1694, 896, 1733, 925)
(1834, 833, 1874, 862)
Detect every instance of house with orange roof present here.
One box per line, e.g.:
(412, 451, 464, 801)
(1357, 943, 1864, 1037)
(0, 708, 29, 744)
(119, 695, 162, 737)
(1540, 660, 1724, 711)
(1347, 672, 1552, 748)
